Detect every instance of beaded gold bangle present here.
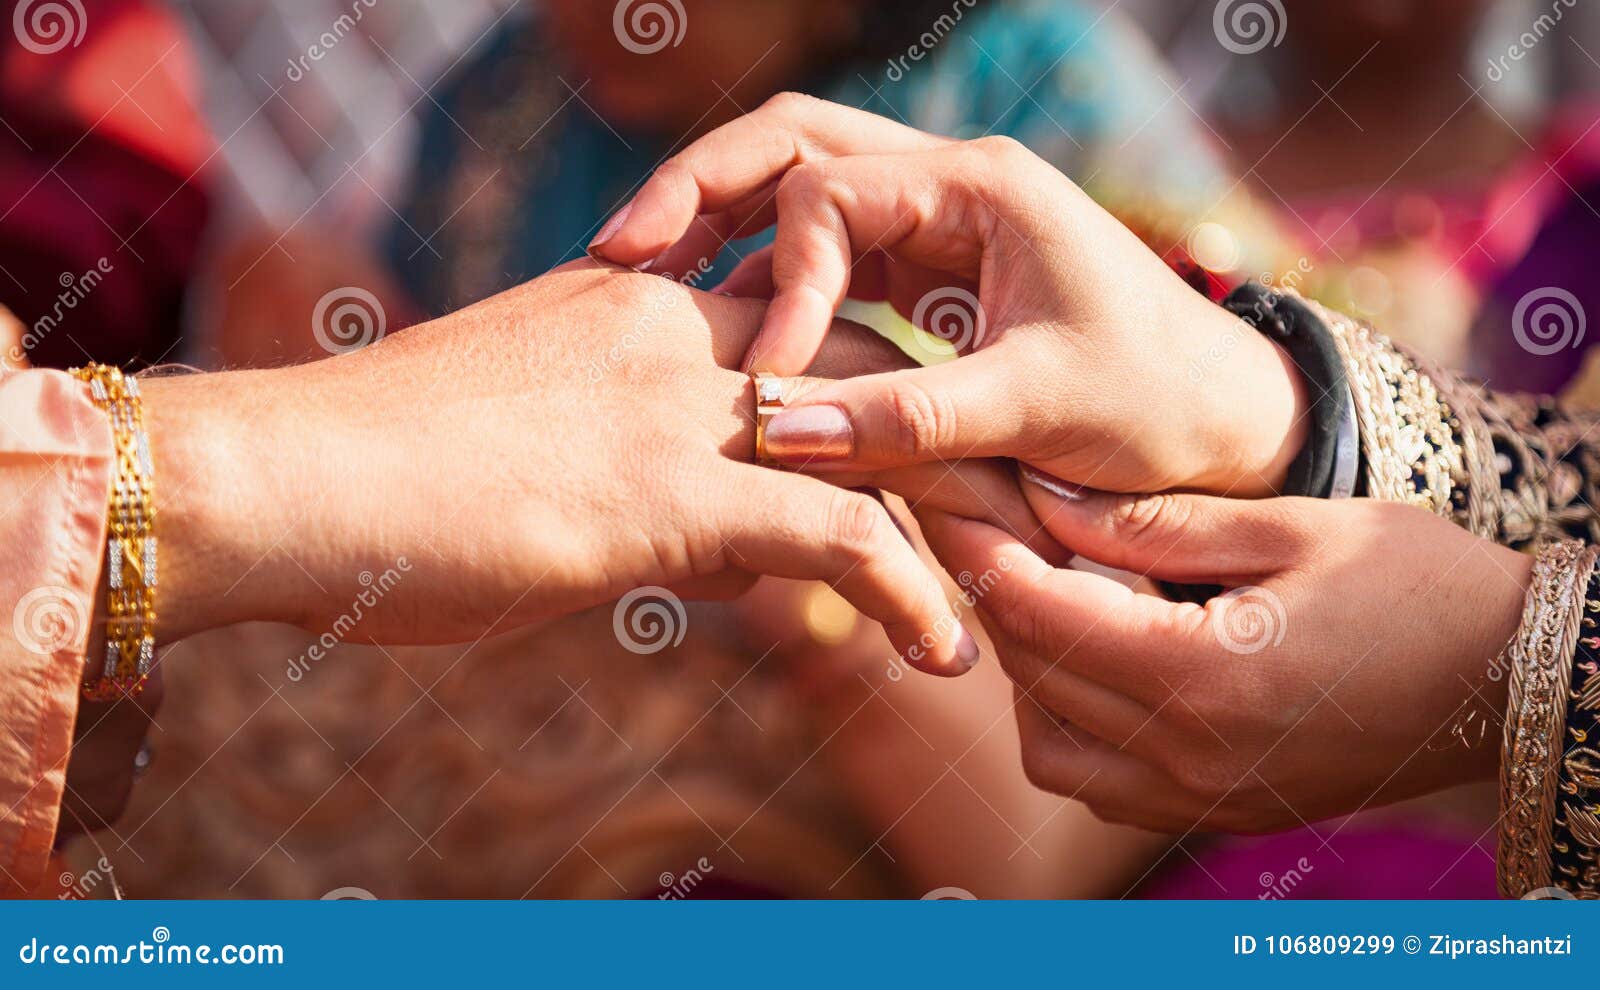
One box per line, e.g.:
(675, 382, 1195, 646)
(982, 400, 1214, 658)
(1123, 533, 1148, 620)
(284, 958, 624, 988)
(70, 364, 157, 700)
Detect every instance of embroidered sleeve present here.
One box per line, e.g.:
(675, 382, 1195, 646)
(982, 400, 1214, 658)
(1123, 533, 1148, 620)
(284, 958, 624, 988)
(1299, 293, 1600, 550)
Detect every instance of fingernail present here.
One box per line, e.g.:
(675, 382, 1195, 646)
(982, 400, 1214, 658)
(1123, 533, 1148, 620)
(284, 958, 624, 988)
(1019, 464, 1086, 501)
(764, 405, 854, 463)
(587, 202, 633, 255)
(955, 622, 981, 671)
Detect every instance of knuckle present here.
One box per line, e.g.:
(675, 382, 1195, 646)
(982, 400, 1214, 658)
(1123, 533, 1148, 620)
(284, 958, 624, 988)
(883, 380, 955, 460)
(1166, 752, 1235, 803)
(1018, 740, 1060, 793)
(1111, 493, 1189, 548)
(968, 133, 1028, 162)
(653, 156, 696, 198)
(761, 90, 816, 120)
(826, 490, 889, 562)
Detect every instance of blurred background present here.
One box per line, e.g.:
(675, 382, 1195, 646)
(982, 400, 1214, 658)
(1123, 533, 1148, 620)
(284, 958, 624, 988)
(8, 0, 1600, 899)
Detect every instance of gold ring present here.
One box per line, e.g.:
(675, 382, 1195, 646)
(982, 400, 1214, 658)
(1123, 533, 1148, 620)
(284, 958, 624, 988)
(752, 371, 783, 465)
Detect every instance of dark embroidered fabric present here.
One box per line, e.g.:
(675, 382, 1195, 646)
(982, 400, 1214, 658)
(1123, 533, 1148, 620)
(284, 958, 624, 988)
(1554, 570, 1600, 896)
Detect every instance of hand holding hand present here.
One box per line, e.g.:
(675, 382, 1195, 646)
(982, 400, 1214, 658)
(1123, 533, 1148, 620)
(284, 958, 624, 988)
(591, 95, 1308, 498)
(917, 482, 1533, 832)
(146, 261, 978, 674)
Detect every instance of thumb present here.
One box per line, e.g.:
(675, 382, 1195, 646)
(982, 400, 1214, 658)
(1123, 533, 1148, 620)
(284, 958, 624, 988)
(1019, 467, 1317, 584)
(760, 349, 1030, 470)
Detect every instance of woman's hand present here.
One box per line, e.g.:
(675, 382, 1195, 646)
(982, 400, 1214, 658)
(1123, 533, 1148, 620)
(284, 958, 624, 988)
(915, 479, 1534, 832)
(589, 94, 1307, 498)
(143, 261, 977, 675)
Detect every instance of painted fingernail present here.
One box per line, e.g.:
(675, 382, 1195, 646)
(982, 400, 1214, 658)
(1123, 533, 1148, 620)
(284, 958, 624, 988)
(763, 405, 854, 463)
(955, 622, 981, 671)
(587, 202, 633, 255)
(1019, 464, 1086, 501)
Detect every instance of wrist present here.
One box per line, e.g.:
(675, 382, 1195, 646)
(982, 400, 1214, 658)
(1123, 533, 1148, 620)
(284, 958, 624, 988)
(1457, 543, 1534, 782)
(142, 369, 309, 641)
(1186, 305, 1310, 498)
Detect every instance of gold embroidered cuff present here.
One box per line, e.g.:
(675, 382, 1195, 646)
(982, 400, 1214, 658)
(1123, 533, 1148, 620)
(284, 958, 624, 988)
(1497, 538, 1595, 898)
(1290, 292, 1509, 542)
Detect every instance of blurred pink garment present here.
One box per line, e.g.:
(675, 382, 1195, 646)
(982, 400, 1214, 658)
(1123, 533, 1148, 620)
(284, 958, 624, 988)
(0, 369, 110, 896)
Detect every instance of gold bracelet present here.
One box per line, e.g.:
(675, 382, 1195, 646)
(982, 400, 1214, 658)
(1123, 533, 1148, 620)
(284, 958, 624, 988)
(1497, 538, 1595, 897)
(70, 364, 157, 700)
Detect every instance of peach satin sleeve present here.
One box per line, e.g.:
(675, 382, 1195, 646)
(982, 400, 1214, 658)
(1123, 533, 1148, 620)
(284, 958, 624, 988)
(0, 370, 110, 895)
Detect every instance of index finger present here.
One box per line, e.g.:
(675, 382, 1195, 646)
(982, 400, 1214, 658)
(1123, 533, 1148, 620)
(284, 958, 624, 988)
(589, 93, 949, 265)
(914, 508, 1201, 702)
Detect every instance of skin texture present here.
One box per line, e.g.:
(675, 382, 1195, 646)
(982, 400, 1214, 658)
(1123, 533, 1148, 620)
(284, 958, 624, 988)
(915, 482, 1532, 833)
(592, 95, 1541, 831)
(589, 93, 1309, 499)
(137, 260, 978, 675)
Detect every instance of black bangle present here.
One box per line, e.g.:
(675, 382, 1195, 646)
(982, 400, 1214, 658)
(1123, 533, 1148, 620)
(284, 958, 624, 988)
(1159, 283, 1359, 606)
(1221, 281, 1355, 500)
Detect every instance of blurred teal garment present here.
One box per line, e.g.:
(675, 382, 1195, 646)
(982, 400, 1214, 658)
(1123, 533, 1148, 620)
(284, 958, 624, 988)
(387, 0, 1235, 317)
